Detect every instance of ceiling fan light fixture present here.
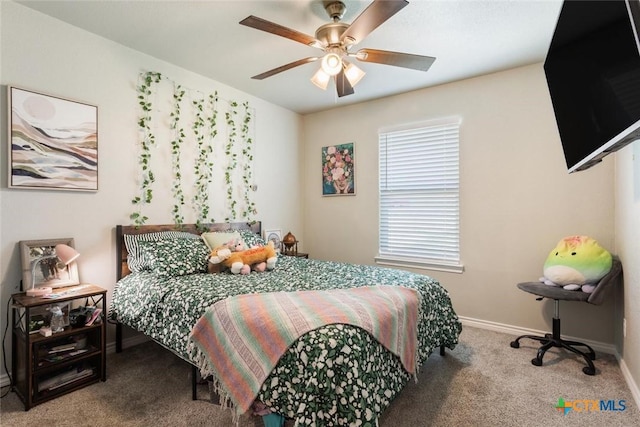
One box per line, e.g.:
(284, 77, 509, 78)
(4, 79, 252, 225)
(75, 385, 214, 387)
(344, 62, 365, 87)
(343, 36, 356, 49)
(311, 68, 331, 90)
(355, 51, 369, 61)
(241, 1, 433, 98)
(321, 52, 342, 76)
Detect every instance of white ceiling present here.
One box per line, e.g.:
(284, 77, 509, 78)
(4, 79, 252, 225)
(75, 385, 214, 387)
(17, 0, 564, 114)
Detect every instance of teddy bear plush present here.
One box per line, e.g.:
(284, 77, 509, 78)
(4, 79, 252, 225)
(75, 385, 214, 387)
(209, 240, 277, 275)
(224, 238, 252, 274)
(225, 237, 245, 253)
(208, 238, 254, 274)
(539, 235, 612, 293)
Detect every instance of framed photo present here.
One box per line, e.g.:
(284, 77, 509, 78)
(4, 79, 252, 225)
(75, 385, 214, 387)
(322, 142, 355, 196)
(26, 303, 70, 334)
(8, 86, 98, 191)
(263, 229, 282, 253)
(27, 305, 49, 334)
(20, 238, 80, 291)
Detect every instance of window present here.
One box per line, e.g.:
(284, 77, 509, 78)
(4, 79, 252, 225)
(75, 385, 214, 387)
(377, 117, 463, 273)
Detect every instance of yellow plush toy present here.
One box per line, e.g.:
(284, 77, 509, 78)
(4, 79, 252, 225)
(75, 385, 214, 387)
(540, 235, 612, 293)
(209, 241, 277, 274)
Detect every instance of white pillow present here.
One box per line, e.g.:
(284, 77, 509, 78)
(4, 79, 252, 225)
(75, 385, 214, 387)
(201, 231, 245, 251)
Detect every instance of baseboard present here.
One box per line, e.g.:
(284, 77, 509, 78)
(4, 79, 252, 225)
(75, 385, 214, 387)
(105, 333, 150, 354)
(458, 316, 616, 355)
(0, 372, 9, 389)
(459, 315, 640, 409)
(618, 356, 640, 410)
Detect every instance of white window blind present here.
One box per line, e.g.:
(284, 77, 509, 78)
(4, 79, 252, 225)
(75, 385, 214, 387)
(377, 117, 462, 273)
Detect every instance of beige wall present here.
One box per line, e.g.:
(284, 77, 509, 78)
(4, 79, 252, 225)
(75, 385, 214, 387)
(615, 141, 640, 401)
(302, 64, 618, 344)
(0, 2, 302, 374)
(2, 0, 637, 404)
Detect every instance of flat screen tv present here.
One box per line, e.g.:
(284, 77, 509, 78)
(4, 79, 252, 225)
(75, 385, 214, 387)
(544, 0, 640, 173)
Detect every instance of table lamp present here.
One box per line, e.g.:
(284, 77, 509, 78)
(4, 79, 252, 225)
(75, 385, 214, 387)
(27, 244, 80, 297)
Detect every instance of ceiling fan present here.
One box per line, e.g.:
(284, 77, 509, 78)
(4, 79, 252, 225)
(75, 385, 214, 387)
(240, 0, 436, 97)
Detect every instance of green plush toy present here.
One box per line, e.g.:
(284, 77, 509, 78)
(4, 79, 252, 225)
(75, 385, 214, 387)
(540, 235, 612, 293)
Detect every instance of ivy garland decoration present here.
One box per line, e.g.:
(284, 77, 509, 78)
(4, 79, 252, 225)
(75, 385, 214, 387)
(130, 71, 162, 226)
(241, 101, 256, 220)
(193, 92, 216, 227)
(224, 101, 239, 222)
(130, 71, 255, 226)
(170, 84, 186, 225)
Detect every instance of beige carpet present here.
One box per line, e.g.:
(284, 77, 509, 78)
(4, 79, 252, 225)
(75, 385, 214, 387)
(1, 326, 638, 426)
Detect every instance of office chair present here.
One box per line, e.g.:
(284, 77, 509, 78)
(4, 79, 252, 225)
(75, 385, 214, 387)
(510, 258, 622, 375)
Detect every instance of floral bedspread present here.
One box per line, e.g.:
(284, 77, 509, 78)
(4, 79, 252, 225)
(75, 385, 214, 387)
(110, 255, 461, 426)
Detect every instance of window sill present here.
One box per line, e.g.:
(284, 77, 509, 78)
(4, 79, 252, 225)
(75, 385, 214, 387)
(374, 256, 464, 274)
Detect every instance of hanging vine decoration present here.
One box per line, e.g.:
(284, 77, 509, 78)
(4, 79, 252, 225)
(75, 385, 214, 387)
(131, 71, 162, 226)
(194, 91, 218, 228)
(240, 101, 255, 220)
(169, 84, 186, 225)
(130, 70, 255, 227)
(224, 101, 239, 221)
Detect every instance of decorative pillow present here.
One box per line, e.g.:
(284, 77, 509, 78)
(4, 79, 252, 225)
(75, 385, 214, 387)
(237, 229, 267, 248)
(124, 231, 200, 273)
(137, 238, 209, 277)
(201, 231, 245, 251)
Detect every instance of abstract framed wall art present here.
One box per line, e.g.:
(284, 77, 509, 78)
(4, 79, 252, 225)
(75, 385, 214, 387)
(322, 142, 355, 196)
(8, 86, 98, 191)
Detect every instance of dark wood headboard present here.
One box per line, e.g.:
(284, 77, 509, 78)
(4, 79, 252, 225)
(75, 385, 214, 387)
(115, 222, 261, 280)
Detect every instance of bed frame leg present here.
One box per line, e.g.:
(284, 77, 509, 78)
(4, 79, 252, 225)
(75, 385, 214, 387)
(116, 323, 122, 353)
(440, 345, 445, 356)
(192, 365, 197, 400)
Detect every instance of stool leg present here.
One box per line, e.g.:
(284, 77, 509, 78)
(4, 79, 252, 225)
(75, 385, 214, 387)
(532, 340, 554, 366)
(562, 339, 596, 360)
(559, 341, 596, 375)
(510, 334, 549, 348)
(511, 296, 600, 375)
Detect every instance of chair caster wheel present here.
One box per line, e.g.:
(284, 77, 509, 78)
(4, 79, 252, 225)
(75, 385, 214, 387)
(510, 341, 519, 349)
(531, 358, 542, 366)
(582, 366, 595, 376)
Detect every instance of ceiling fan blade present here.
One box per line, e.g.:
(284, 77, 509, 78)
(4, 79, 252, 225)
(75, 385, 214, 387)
(240, 15, 320, 47)
(335, 69, 355, 97)
(355, 48, 435, 71)
(341, 0, 409, 44)
(251, 57, 319, 80)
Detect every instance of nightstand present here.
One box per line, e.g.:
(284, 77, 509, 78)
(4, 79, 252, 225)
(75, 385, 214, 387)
(11, 284, 106, 410)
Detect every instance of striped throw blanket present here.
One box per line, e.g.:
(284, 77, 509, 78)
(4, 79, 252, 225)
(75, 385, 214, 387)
(189, 285, 420, 417)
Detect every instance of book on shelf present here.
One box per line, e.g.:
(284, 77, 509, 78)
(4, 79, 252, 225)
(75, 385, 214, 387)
(38, 366, 95, 392)
(85, 308, 102, 326)
(41, 284, 91, 299)
(48, 369, 93, 390)
(49, 343, 77, 353)
(42, 348, 89, 364)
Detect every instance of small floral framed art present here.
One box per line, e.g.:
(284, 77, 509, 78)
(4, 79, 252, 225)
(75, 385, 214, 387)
(263, 229, 282, 253)
(322, 142, 355, 196)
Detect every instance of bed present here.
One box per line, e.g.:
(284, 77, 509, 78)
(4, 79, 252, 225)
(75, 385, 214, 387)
(109, 222, 462, 426)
